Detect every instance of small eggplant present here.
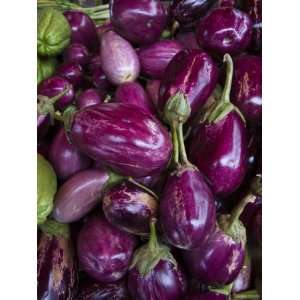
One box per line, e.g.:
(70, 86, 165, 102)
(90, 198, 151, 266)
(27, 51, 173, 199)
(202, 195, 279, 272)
(77, 215, 137, 283)
(189, 54, 247, 196)
(159, 49, 218, 119)
(138, 40, 183, 79)
(176, 30, 201, 50)
(69, 103, 172, 177)
(96, 21, 114, 39)
(184, 291, 229, 300)
(110, 0, 168, 45)
(89, 59, 112, 92)
(114, 81, 155, 115)
(100, 31, 140, 85)
(196, 7, 252, 55)
(103, 182, 158, 235)
(128, 219, 187, 300)
(56, 62, 84, 88)
(37, 220, 77, 300)
(77, 88, 104, 109)
(63, 43, 90, 66)
(231, 55, 262, 125)
(146, 79, 160, 109)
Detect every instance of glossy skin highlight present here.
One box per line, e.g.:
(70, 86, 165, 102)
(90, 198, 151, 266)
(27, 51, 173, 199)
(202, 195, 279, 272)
(56, 62, 83, 88)
(77, 88, 104, 110)
(63, 43, 90, 66)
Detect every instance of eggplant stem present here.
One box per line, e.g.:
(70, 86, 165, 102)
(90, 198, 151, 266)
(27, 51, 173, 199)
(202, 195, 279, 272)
(221, 54, 234, 104)
(149, 218, 159, 252)
(171, 122, 179, 165)
(232, 290, 260, 299)
(127, 178, 158, 200)
(177, 123, 191, 166)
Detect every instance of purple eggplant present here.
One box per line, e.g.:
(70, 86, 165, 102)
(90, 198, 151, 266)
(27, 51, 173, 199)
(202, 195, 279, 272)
(53, 168, 125, 223)
(176, 30, 201, 50)
(56, 62, 83, 87)
(231, 55, 262, 125)
(100, 31, 140, 85)
(38, 220, 77, 300)
(196, 7, 252, 55)
(89, 58, 112, 92)
(138, 40, 183, 79)
(189, 54, 247, 196)
(146, 79, 160, 109)
(69, 103, 172, 177)
(96, 21, 114, 39)
(114, 81, 155, 115)
(77, 88, 104, 109)
(63, 43, 90, 66)
(77, 278, 129, 300)
(103, 182, 158, 235)
(64, 11, 98, 51)
(170, 0, 216, 25)
(77, 215, 137, 283)
(110, 0, 168, 45)
(128, 219, 187, 300)
(159, 49, 218, 119)
(48, 128, 91, 180)
(184, 291, 229, 300)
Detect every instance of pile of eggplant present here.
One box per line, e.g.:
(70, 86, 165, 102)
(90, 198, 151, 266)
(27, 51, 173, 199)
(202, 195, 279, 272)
(37, 0, 262, 299)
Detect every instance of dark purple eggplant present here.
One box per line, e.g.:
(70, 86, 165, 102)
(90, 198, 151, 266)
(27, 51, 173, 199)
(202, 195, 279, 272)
(176, 30, 201, 50)
(77, 215, 137, 283)
(184, 291, 229, 300)
(189, 54, 247, 196)
(110, 0, 168, 45)
(114, 81, 155, 115)
(231, 55, 262, 125)
(196, 7, 252, 55)
(63, 43, 90, 66)
(53, 168, 125, 223)
(96, 21, 114, 39)
(69, 103, 172, 177)
(138, 40, 183, 79)
(128, 219, 187, 300)
(100, 31, 140, 85)
(89, 60, 112, 92)
(77, 278, 129, 300)
(56, 62, 84, 87)
(146, 79, 160, 109)
(64, 11, 98, 51)
(48, 127, 91, 180)
(103, 182, 158, 235)
(38, 220, 77, 300)
(77, 88, 104, 109)
(159, 49, 218, 120)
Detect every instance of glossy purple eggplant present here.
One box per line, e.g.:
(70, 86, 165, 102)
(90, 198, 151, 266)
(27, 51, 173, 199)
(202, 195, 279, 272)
(90, 63, 112, 92)
(138, 40, 183, 79)
(146, 79, 160, 109)
(170, 0, 216, 25)
(77, 88, 104, 109)
(64, 11, 98, 51)
(110, 0, 168, 45)
(100, 31, 140, 85)
(96, 21, 114, 39)
(184, 291, 229, 300)
(77, 215, 137, 283)
(114, 81, 155, 115)
(231, 55, 262, 124)
(196, 7, 252, 55)
(176, 30, 201, 50)
(56, 62, 83, 87)
(70, 103, 172, 177)
(38, 76, 74, 111)
(159, 49, 218, 119)
(38, 220, 77, 300)
(103, 182, 158, 235)
(48, 128, 91, 180)
(63, 43, 90, 66)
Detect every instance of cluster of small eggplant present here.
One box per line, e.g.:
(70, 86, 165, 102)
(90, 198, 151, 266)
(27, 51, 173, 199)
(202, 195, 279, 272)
(37, 0, 262, 299)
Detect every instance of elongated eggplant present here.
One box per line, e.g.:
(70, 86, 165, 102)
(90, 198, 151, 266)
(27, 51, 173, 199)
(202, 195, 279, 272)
(69, 103, 172, 177)
(37, 220, 77, 300)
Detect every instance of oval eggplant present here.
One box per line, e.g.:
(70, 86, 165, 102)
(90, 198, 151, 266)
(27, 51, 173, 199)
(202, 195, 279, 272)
(70, 103, 172, 177)
(100, 31, 140, 85)
(138, 40, 183, 79)
(77, 215, 137, 283)
(56, 62, 83, 87)
(103, 182, 158, 235)
(159, 49, 218, 119)
(146, 79, 160, 109)
(196, 7, 252, 55)
(184, 291, 229, 300)
(110, 0, 168, 45)
(49, 128, 91, 180)
(77, 89, 104, 110)
(63, 43, 90, 66)
(114, 81, 155, 115)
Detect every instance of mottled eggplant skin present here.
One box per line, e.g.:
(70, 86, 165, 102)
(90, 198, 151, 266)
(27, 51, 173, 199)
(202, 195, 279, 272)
(184, 291, 229, 300)
(110, 0, 168, 45)
(70, 103, 172, 177)
(37, 231, 77, 300)
(63, 43, 90, 66)
(231, 55, 262, 124)
(56, 62, 83, 88)
(53, 169, 109, 223)
(182, 230, 245, 285)
(77, 216, 137, 283)
(103, 183, 158, 235)
(128, 260, 187, 300)
(159, 167, 216, 249)
(159, 49, 218, 119)
(189, 111, 247, 197)
(196, 7, 252, 55)
(49, 128, 91, 180)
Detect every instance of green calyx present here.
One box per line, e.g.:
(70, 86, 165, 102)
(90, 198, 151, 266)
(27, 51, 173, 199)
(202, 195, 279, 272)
(232, 290, 261, 299)
(130, 219, 177, 277)
(62, 105, 77, 135)
(39, 219, 70, 239)
(209, 283, 233, 296)
(250, 174, 262, 197)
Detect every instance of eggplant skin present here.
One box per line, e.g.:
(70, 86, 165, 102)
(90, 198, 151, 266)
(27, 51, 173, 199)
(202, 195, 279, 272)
(37, 233, 77, 300)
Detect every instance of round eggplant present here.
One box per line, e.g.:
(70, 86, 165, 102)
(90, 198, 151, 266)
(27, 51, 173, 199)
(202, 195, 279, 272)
(63, 43, 90, 66)
(77, 88, 104, 109)
(56, 62, 84, 87)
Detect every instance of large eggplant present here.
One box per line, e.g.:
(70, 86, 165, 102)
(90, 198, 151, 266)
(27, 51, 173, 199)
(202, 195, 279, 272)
(37, 220, 77, 300)
(69, 103, 172, 177)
